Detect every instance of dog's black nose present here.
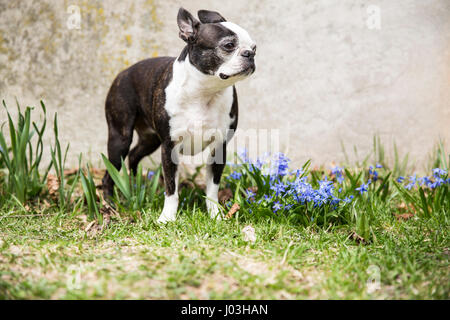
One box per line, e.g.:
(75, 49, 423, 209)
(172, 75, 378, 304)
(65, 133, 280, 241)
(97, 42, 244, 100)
(241, 50, 255, 58)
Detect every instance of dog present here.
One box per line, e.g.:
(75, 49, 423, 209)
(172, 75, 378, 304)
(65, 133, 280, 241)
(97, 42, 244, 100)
(102, 7, 256, 223)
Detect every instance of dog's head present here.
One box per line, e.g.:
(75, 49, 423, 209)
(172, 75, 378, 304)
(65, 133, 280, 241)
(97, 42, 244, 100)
(177, 7, 256, 81)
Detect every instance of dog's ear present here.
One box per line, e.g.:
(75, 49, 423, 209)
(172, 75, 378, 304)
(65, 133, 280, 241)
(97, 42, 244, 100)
(177, 7, 200, 43)
(197, 10, 226, 23)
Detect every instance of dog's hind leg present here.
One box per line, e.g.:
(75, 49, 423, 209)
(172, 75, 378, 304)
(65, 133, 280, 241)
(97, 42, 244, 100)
(128, 122, 161, 175)
(102, 95, 137, 199)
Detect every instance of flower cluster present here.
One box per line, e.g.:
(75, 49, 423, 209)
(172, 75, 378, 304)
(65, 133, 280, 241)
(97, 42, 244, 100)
(331, 166, 344, 184)
(397, 168, 449, 190)
(227, 150, 351, 214)
(226, 149, 448, 215)
(369, 164, 382, 182)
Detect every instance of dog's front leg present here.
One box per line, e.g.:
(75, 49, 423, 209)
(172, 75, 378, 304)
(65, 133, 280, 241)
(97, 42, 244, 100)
(206, 142, 227, 220)
(157, 140, 179, 224)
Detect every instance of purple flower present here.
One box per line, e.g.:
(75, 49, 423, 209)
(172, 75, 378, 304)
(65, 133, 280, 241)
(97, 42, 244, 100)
(432, 168, 447, 178)
(430, 177, 445, 189)
(270, 152, 290, 177)
(238, 148, 250, 164)
(272, 201, 282, 213)
(291, 169, 305, 177)
(229, 171, 242, 180)
(376, 164, 383, 169)
(285, 203, 294, 210)
(405, 174, 417, 190)
(147, 171, 155, 180)
(270, 181, 286, 196)
(397, 176, 405, 183)
(419, 176, 432, 188)
(246, 189, 256, 201)
(356, 180, 371, 194)
(343, 195, 354, 203)
(331, 166, 344, 184)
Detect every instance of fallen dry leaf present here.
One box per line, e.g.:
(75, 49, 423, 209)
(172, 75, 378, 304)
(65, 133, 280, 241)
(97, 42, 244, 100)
(47, 174, 59, 198)
(81, 197, 119, 236)
(218, 188, 233, 204)
(396, 202, 417, 213)
(349, 231, 366, 244)
(225, 203, 240, 219)
(76, 214, 88, 224)
(84, 221, 96, 232)
(394, 202, 416, 220)
(42, 199, 51, 208)
(90, 168, 105, 176)
(394, 213, 414, 220)
(63, 168, 79, 176)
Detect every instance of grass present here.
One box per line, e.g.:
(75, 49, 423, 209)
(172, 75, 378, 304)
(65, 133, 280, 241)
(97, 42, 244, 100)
(0, 101, 449, 299)
(0, 204, 448, 299)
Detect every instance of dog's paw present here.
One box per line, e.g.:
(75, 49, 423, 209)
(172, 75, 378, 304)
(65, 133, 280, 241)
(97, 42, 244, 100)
(207, 202, 222, 220)
(157, 213, 176, 224)
(157, 195, 178, 224)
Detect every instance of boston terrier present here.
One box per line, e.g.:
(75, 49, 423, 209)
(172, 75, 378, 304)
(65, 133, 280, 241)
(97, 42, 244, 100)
(102, 8, 256, 223)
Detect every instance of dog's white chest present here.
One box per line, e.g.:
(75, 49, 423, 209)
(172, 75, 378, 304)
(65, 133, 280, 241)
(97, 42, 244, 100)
(164, 61, 234, 155)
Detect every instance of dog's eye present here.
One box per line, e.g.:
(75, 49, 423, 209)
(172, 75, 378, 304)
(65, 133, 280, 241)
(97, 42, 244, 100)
(223, 42, 235, 50)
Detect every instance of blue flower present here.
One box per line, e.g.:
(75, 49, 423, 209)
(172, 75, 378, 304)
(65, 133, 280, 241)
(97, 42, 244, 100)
(270, 152, 290, 177)
(331, 166, 343, 175)
(147, 171, 155, 180)
(331, 166, 344, 184)
(430, 177, 445, 189)
(419, 176, 432, 188)
(285, 203, 294, 210)
(343, 195, 354, 203)
(405, 174, 417, 190)
(356, 180, 371, 194)
(272, 201, 282, 213)
(376, 164, 383, 169)
(229, 171, 242, 180)
(246, 189, 256, 201)
(238, 148, 250, 164)
(397, 176, 405, 183)
(369, 168, 379, 182)
(432, 168, 447, 178)
(291, 169, 305, 178)
(270, 181, 286, 196)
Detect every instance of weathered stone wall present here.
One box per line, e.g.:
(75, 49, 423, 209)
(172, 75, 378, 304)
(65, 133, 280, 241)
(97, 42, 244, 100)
(1, 0, 449, 169)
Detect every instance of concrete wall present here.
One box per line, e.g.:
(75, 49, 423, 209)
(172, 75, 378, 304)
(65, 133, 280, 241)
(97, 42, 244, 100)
(1, 0, 449, 170)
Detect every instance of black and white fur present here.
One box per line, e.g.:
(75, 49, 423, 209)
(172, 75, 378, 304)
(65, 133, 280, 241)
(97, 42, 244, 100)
(102, 8, 256, 223)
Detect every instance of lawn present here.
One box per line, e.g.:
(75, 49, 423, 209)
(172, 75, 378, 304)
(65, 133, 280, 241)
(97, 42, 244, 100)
(0, 101, 449, 299)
